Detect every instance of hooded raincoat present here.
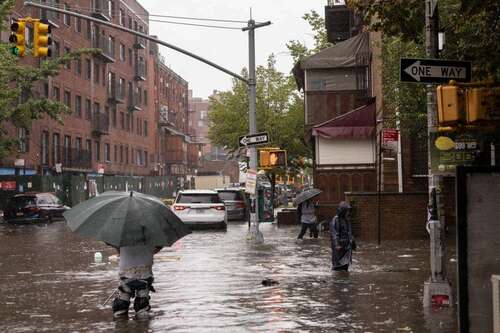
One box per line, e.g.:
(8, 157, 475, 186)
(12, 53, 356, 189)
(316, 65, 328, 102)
(330, 201, 354, 270)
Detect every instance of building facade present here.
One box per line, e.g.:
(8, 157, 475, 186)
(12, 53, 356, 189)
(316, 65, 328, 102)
(1, 0, 194, 187)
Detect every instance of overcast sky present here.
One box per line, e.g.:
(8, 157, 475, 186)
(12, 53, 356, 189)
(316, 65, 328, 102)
(139, 0, 328, 99)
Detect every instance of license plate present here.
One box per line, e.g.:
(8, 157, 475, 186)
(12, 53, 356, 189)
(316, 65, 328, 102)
(16, 212, 24, 217)
(195, 209, 206, 214)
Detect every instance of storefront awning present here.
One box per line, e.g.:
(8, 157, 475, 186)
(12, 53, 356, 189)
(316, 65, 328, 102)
(312, 98, 376, 139)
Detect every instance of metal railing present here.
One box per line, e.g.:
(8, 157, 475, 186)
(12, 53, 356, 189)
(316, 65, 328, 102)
(92, 34, 115, 62)
(92, 112, 110, 135)
(62, 148, 92, 169)
(91, 0, 110, 21)
(107, 80, 125, 103)
(134, 36, 147, 49)
(134, 61, 146, 80)
(128, 90, 141, 111)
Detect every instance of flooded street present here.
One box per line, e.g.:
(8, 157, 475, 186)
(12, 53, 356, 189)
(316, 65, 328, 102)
(0, 221, 457, 332)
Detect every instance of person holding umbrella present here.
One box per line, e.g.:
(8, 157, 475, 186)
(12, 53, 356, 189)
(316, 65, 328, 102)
(294, 188, 322, 239)
(63, 191, 191, 318)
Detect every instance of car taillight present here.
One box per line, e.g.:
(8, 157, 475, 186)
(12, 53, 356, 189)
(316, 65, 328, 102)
(236, 202, 246, 209)
(174, 205, 188, 211)
(26, 206, 41, 213)
(212, 205, 225, 211)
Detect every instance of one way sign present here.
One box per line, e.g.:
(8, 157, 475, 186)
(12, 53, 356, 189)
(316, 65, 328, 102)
(238, 132, 269, 147)
(400, 58, 471, 84)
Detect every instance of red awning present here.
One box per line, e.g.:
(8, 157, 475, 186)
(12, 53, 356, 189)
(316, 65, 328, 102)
(312, 99, 376, 139)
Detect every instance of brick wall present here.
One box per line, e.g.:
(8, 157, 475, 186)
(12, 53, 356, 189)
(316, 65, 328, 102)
(345, 192, 428, 241)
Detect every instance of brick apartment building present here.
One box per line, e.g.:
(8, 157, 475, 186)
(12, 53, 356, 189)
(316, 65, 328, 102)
(1, 0, 194, 185)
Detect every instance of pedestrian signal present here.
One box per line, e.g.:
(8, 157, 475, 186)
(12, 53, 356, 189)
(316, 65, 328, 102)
(268, 150, 287, 167)
(259, 150, 270, 168)
(33, 20, 52, 57)
(9, 20, 26, 57)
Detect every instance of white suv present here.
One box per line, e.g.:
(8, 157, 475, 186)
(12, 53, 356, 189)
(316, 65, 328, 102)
(172, 190, 227, 230)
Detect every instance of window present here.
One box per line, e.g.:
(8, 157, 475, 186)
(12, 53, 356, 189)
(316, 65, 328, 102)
(200, 110, 207, 119)
(75, 17, 81, 33)
(120, 112, 125, 129)
(144, 151, 148, 166)
(128, 16, 132, 29)
(85, 59, 91, 80)
(64, 47, 71, 69)
(104, 143, 110, 162)
(63, 135, 71, 165)
(54, 0, 60, 18)
(85, 98, 92, 120)
(53, 41, 60, 57)
(136, 117, 140, 135)
(128, 48, 133, 66)
(43, 83, 49, 98)
(63, 90, 71, 111)
(108, 0, 114, 19)
(111, 107, 117, 127)
(144, 90, 148, 106)
(144, 121, 148, 137)
(114, 145, 118, 162)
(126, 112, 130, 131)
(125, 146, 129, 164)
(108, 36, 115, 58)
(131, 114, 134, 132)
(119, 43, 125, 61)
(75, 95, 82, 117)
(52, 86, 60, 101)
(119, 9, 125, 26)
(102, 66, 106, 87)
(18, 128, 29, 153)
(94, 63, 100, 84)
(119, 78, 126, 97)
(63, 3, 70, 25)
(95, 141, 100, 162)
(52, 133, 60, 164)
(119, 145, 123, 163)
(198, 120, 204, 128)
(86, 139, 92, 156)
(41, 131, 49, 165)
(75, 137, 82, 151)
(86, 20, 91, 39)
(75, 58, 82, 76)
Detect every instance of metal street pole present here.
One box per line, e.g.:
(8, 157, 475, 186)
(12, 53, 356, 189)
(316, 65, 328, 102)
(422, 0, 453, 307)
(243, 19, 271, 244)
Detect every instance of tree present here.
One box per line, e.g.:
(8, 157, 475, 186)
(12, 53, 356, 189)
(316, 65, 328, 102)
(208, 56, 309, 177)
(0, 0, 97, 159)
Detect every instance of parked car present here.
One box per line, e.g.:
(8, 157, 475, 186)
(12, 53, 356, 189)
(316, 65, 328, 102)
(172, 190, 227, 230)
(215, 188, 250, 221)
(3, 192, 69, 224)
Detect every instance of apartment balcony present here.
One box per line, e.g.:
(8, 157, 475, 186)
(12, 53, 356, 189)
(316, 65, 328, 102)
(134, 36, 147, 49)
(128, 91, 142, 112)
(134, 61, 146, 81)
(92, 112, 110, 136)
(107, 80, 125, 104)
(62, 148, 92, 170)
(159, 106, 177, 127)
(92, 34, 115, 63)
(91, 0, 111, 21)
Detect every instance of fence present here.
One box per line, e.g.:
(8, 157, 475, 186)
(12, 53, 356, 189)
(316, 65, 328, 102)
(0, 174, 181, 210)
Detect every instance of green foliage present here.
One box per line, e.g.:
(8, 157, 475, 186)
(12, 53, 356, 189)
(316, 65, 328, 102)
(208, 56, 310, 175)
(348, 0, 500, 81)
(0, 1, 99, 159)
(286, 10, 333, 63)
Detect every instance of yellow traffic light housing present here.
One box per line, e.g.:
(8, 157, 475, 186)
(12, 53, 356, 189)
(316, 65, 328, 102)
(33, 20, 52, 57)
(437, 85, 465, 125)
(259, 150, 270, 168)
(9, 20, 26, 57)
(268, 150, 287, 167)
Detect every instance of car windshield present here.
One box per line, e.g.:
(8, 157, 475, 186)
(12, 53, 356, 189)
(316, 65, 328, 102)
(37, 194, 61, 205)
(10, 196, 36, 208)
(218, 191, 243, 201)
(177, 193, 221, 204)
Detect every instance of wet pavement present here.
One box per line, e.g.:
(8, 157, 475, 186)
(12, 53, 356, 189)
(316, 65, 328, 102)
(0, 220, 457, 332)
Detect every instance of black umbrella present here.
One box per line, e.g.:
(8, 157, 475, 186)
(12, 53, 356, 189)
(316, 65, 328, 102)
(63, 191, 191, 247)
(293, 188, 322, 206)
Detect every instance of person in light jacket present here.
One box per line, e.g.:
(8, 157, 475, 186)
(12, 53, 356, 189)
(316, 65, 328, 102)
(330, 201, 355, 271)
(297, 198, 319, 239)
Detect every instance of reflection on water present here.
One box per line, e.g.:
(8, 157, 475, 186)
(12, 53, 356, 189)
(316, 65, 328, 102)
(0, 221, 457, 332)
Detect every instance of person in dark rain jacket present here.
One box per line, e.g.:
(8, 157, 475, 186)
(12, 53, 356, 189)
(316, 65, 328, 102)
(330, 201, 355, 271)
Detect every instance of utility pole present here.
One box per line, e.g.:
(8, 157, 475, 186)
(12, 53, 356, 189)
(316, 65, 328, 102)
(422, 0, 453, 308)
(243, 19, 271, 244)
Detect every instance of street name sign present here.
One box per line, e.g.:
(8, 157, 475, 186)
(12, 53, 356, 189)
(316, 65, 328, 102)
(238, 132, 269, 147)
(400, 58, 471, 84)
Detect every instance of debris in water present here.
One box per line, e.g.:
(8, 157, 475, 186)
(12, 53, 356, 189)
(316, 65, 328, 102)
(261, 278, 279, 286)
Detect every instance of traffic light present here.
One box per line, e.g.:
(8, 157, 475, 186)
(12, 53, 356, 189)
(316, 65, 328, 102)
(259, 150, 270, 168)
(9, 19, 26, 57)
(466, 87, 500, 123)
(268, 150, 287, 167)
(33, 20, 52, 57)
(436, 85, 465, 125)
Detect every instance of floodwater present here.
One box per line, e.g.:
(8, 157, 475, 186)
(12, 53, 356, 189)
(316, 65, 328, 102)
(0, 220, 457, 332)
